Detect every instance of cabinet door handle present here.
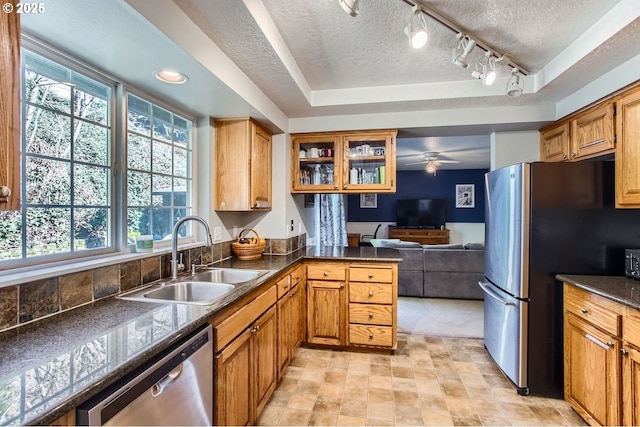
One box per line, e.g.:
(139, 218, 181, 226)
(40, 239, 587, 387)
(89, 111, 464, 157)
(343, 184, 348, 189)
(571, 153, 577, 158)
(0, 186, 11, 202)
(562, 154, 567, 159)
(368, 291, 374, 297)
(340, 283, 345, 289)
(607, 341, 614, 348)
(334, 185, 338, 190)
(622, 348, 629, 356)
(290, 291, 296, 297)
(581, 308, 588, 314)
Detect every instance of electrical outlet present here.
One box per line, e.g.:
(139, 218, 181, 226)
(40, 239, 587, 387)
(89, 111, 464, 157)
(213, 227, 222, 242)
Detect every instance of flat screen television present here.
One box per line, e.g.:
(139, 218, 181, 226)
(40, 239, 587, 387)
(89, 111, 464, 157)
(395, 198, 446, 228)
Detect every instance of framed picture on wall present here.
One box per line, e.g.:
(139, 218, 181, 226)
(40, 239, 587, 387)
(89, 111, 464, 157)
(360, 193, 377, 208)
(455, 184, 475, 208)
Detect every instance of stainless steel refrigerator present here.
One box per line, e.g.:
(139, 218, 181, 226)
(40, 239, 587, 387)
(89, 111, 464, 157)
(480, 161, 640, 398)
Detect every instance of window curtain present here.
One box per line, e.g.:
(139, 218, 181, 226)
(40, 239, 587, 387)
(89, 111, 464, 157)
(314, 194, 348, 246)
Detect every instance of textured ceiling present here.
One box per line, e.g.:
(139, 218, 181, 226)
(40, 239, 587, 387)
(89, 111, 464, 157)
(20, 0, 640, 171)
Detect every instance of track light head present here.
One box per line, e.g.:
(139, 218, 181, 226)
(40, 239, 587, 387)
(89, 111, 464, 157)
(452, 33, 476, 68)
(405, 5, 428, 49)
(471, 51, 496, 86)
(506, 68, 524, 97)
(339, 0, 359, 17)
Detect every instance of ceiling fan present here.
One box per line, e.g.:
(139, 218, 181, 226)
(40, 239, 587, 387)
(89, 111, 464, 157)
(399, 151, 460, 174)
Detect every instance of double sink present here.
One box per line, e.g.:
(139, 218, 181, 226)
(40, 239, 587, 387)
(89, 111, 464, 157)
(119, 268, 269, 305)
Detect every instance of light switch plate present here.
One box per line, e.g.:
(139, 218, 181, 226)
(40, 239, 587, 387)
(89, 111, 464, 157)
(213, 227, 222, 242)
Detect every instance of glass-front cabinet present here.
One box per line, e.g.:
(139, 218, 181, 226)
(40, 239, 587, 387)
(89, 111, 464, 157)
(291, 130, 396, 194)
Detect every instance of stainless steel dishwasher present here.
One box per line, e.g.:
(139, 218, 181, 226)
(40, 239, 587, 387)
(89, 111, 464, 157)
(77, 325, 213, 426)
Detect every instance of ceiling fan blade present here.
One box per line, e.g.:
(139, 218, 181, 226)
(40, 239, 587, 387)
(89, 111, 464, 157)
(436, 160, 460, 164)
(396, 151, 440, 159)
(403, 161, 429, 166)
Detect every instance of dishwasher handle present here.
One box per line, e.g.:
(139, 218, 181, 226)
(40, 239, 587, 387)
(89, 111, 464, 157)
(478, 281, 515, 306)
(151, 364, 184, 397)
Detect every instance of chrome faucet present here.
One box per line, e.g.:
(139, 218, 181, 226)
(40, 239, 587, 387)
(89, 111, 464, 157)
(171, 215, 212, 280)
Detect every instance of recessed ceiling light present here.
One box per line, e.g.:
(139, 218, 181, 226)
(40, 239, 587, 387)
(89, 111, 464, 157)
(154, 69, 189, 84)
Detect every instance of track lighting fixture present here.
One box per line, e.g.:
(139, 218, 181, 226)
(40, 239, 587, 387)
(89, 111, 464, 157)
(471, 51, 498, 86)
(506, 68, 524, 97)
(339, 0, 359, 17)
(451, 33, 476, 68)
(405, 5, 428, 49)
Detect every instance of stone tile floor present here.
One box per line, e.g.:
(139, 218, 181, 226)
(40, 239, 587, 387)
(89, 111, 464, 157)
(257, 334, 587, 426)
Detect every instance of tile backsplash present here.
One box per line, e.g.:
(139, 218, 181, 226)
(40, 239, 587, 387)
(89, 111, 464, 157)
(0, 234, 306, 334)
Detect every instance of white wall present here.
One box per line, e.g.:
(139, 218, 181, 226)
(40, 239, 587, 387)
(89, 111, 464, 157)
(490, 130, 541, 170)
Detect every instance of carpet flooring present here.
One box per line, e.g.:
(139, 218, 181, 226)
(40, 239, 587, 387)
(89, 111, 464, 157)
(397, 297, 484, 338)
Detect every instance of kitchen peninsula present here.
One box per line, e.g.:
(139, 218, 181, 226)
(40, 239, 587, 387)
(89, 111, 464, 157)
(0, 246, 401, 426)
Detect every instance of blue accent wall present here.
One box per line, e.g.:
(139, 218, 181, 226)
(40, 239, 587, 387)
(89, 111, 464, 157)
(347, 169, 488, 223)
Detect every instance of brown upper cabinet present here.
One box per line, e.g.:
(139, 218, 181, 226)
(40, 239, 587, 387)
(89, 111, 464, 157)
(615, 86, 640, 208)
(291, 129, 397, 194)
(0, 6, 20, 211)
(540, 101, 615, 162)
(214, 117, 272, 211)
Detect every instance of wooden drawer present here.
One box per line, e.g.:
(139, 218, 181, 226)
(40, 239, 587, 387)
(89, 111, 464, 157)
(349, 283, 393, 304)
(290, 265, 302, 286)
(349, 267, 393, 283)
(564, 284, 622, 337)
(307, 265, 346, 281)
(214, 285, 277, 351)
(349, 324, 393, 347)
(276, 274, 291, 299)
(624, 306, 640, 346)
(349, 303, 392, 326)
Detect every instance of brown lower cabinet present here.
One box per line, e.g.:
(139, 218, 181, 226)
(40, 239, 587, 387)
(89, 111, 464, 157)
(276, 265, 305, 378)
(563, 282, 640, 426)
(211, 284, 278, 426)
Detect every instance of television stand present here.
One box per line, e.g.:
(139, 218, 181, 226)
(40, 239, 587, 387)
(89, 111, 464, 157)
(388, 227, 450, 245)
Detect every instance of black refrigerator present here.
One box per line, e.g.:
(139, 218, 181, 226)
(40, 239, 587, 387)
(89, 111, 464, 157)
(480, 161, 640, 398)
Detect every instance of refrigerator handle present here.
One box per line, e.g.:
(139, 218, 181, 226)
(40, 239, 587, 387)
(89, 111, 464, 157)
(478, 281, 515, 306)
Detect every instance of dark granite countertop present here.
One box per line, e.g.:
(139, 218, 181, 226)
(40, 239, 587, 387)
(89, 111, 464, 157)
(556, 274, 640, 310)
(0, 246, 401, 426)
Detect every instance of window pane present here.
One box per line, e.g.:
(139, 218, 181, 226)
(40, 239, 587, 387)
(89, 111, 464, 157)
(127, 94, 151, 136)
(152, 208, 173, 240)
(152, 175, 172, 206)
(0, 210, 22, 260)
(74, 121, 109, 166)
(127, 171, 151, 206)
(23, 69, 71, 114)
(26, 157, 71, 205)
(26, 208, 71, 256)
(73, 78, 109, 125)
(174, 147, 188, 177)
(74, 165, 108, 206)
(152, 105, 172, 142)
(152, 140, 172, 174)
(173, 115, 190, 148)
(174, 208, 191, 237)
(75, 208, 109, 250)
(127, 134, 151, 172)
(127, 208, 151, 242)
(24, 106, 71, 159)
(173, 178, 189, 207)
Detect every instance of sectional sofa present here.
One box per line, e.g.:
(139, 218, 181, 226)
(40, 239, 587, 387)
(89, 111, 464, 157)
(372, 240, 485, 299)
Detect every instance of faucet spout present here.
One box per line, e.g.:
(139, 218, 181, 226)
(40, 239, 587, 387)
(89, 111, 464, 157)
(171, 215, 212, 280)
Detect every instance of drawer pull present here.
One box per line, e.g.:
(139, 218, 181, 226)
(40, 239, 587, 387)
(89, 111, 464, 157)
(324, 271, 329, 277)
(340, 283, 345, 289)
(369, 313, 373, 319)
(622, 348, 629, 356)
(368, 291, 374, 297)
(368, 273, 373, 279)
(369, 334, 373, 339)
(290, 291, 296, 297)
(284, 284, 289, 289)
(581, 308, 588, 314)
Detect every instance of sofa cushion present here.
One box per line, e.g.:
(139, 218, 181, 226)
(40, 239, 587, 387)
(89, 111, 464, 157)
(395, 247, 423, 271)
(423, 249, 484, 273)
(371, 239, 422, 248)
(463, 242, 485, 250)
(423, 272, 485, 299)
(423, 243, 464, 249)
